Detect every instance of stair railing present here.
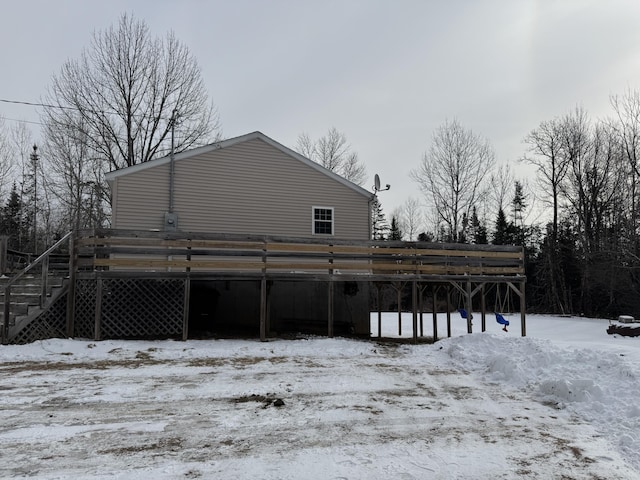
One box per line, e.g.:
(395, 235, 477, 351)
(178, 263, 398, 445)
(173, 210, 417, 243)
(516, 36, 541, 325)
(2, 231, 73, 344)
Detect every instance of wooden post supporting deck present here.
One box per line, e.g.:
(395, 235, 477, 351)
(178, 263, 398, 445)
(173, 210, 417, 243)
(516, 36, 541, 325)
(432, 286, 439, 342)
(182, 277, 190, 341)
(377, 283, 382, 338)
(327, 244, 335, 338)
(446, 286, 452, 338)
(418, 285, 424, 337)
(412, 280, 418, 344)
(521, 282, 526, 337)
(94, 276, 103, 341)
(397, 283, 403, 336)
(465, 280, 473, 334)
(327, 279, 335, 338)
(481, 284, 486, 332)
(260, 276, 267, 341)
(260, 238, 268, 342)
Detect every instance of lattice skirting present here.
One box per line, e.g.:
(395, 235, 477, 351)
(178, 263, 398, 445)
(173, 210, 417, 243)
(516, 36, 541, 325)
(75, 277, 186, 339)
(10, 293, 68, 345)
(74, 279, 96, 339)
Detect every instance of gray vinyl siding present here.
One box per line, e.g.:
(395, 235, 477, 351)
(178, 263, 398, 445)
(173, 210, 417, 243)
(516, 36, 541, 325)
(112, 138, 371, 240)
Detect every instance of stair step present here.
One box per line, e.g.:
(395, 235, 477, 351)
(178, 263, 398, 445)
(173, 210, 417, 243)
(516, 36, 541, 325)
(0, 275, 65, 285)
(0, 302, 30, 315)
(0, 284, 42, 294)
(0, 293, 41, 305)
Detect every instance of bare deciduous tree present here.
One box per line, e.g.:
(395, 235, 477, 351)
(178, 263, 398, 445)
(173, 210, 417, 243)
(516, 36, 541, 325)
(610, 88, 640, 177)
(0, 117, 14, 199)
(489, 163, 514, 214)
(44, 113, 109, 230)
(398, 197, 423, 241)
(43, 13, 220, 172)
(411, 119, 495, 243)
(522, 117, 569, 243)
(610, 89, 640, 245)
(296, 127, 367, 185)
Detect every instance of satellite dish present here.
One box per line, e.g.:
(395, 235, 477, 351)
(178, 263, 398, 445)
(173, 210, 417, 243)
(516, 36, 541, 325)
(373, 174, 390, 193)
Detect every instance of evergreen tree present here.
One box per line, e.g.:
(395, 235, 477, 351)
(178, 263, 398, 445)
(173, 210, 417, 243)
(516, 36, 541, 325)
(417, 232, 433, 242)
(458, 212, 469, 243)
(389, 215, 403, 240)
(371, 197, 389, 240)
(0, 183, 25, 250)
(493, 208, 512, 245)
(512, 181, 527, 245)
(470, 206, 488, 244)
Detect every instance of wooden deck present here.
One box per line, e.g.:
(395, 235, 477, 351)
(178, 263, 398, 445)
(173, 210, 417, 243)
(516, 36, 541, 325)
(2, 229, 527, 344)
(66, 229, 527, 342)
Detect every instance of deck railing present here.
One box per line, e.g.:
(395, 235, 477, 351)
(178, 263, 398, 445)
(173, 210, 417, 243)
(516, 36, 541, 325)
(74, 229, 525, 278)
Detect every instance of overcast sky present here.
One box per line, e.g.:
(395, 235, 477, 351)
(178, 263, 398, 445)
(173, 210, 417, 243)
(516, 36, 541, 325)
(2, 0, 640, 215)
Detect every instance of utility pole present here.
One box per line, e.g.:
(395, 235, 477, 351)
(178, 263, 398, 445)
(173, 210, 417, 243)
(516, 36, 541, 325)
(30, 145, 39, 254)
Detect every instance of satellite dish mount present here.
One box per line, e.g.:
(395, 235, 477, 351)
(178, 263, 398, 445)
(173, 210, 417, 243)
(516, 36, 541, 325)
(373, 174, 390, 194)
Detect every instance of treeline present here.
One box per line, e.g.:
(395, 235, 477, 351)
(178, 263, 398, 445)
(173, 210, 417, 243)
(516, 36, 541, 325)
(384, 92, 640, 319)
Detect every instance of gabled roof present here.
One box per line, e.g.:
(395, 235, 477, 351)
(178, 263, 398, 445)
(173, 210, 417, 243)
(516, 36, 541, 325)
(105, 131, 374, 200)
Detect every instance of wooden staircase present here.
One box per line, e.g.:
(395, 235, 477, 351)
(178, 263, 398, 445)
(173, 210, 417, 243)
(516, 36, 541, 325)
(0, 232, 72, 344)
(0, 274, 67, 337)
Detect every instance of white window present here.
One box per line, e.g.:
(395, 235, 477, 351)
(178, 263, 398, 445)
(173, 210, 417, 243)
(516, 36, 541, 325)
(312, 207, 334, 235)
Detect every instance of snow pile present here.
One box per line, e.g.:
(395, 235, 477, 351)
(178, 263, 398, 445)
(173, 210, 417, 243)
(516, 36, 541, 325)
(438, 320, 640, 469)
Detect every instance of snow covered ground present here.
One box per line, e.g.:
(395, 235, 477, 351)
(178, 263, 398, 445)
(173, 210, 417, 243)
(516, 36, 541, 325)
(1, 313, 639, 479)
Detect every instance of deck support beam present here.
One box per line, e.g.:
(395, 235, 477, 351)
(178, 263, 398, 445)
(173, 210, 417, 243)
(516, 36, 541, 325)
(182, 277, 190, 341)
(327, 279, 334, 338)
(94, 276, 103, 341)
(260, 276, 267, 341)
(412, 280, 418, 344)
(446, 286, 452, 338)
(432, 286, 439, 342)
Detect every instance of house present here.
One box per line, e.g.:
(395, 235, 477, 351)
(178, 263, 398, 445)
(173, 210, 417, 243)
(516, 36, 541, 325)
(103, 132, 376, 338)
(105, 131, 374, 239)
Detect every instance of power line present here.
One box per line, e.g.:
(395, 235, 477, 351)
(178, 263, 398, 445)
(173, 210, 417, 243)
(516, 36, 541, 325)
(0, 98, 77, 111)
(0, 97, 174, 122)
(0, 117, 44, 127)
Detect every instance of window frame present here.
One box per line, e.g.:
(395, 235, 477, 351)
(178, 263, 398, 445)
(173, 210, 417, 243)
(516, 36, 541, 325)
(312, 206, 335, 236)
